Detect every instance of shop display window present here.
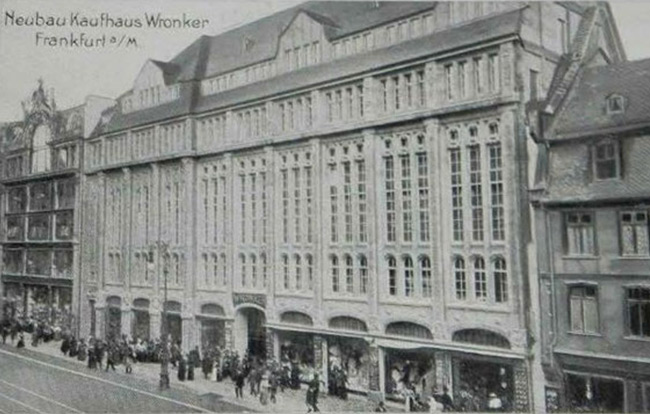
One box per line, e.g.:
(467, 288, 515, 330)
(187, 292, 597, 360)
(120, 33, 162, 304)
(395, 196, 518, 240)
(3, 249, 24, 274)
(26, 249, 51, 276)
(27, 214, 51, 240)
(7, 186, 27, 213)
(29, 182, 53, 211)
(53, 249, 73, 278)
(565, 373, 624, 413)
(56, 178, 75, 209)
(6, 215, 25, 241)
(55, 211, 74, 240)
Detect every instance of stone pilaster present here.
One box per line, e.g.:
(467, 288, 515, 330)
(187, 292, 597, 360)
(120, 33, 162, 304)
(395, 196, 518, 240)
(368, 342, 381, 392)
(181, 314, 193, 353)
(121, 308, 132, 338)
(95, 306, 105, 340)
(265, 327, 275, 359)
(513, 361, 530, 412)
(434, 351, 452, 391)
(224, 319, 233, 349)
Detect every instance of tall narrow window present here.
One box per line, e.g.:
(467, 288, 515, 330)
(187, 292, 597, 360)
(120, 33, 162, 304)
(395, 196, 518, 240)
(343, 162, 353, 242)
(221, 253, 227, 286)
(261, 253, 268, 288)
(627, 287, 650, 337)
(416, 70, 425, 106)
(488, 54, 500, 92)
(621, 211, 650, 256)
(566, 212, 595, 255)
(357, 160, 367, 242)
(570, 285, 599, 334)
(295, 255, 302, 291)
(450, 148, 463, 241)
(421, 256, 432, 298)
(529, 69, 539, 101)
(458, 61, 467, 98)
(331, 255, 340, 293)
(593, 141, 620, 180)
(282, 254, 289, 290)
(469, 146, 484, 241)
(404, 256, 414, 297)
(445, 64, 454, 100)
(388, 255, 397, 296)
(473, 256, 487, 301)
(330, 181, 338, 243)
(400, 154, 413, 242)
(344, 255, 354, 294)
(293, 167, 301, 243)
(305, 167, 314, 243)
(494, 258, 508, 303)
(306, 255, 314, 291)
(381, 80, 389, 112)
(473, 57, 483, 94)
(417, 152, 430, 242)
(250, 254, 257, 288)
(281, 169, 289, 243)
(385, 156, 396, 242)
(454, 257, 467, 300)
(240, 254, 246, 287)
(359, 255, 368, 294)
(489, 144, 505, 241)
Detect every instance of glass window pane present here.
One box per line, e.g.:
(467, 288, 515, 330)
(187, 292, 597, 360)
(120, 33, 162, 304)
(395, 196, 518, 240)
(56, 179, 75, 209)
(583, 298, 599, 333)
(27, 214, 50, 240)
(570, 295, 583, 331)
(55, 211, 74, 240)
(7, 187, 27, 213)
(3, 249, 23, 274)
(6, 216, 25, 241)
(53, 250, 73, 279)
(29, 182, 53, 211)
(26, 249, 51, 276)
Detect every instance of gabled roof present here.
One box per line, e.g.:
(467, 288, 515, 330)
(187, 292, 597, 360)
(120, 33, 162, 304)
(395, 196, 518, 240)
(179, 1, 437, 80)
(550, 57, 650, 141)
(99, 6, 524, 134)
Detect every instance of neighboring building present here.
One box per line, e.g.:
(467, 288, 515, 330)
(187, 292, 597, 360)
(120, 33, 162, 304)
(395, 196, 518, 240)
(0, 80, 113, 333)
(529, 14, 650, 414)
(78, 2, 623, 410)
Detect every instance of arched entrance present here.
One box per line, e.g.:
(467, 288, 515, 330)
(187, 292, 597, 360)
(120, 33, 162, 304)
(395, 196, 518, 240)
(105, 296, 122, 341)
(234, 306, 266, 359)
(132, 298, 150, 340)
(198, 303, 226, 350)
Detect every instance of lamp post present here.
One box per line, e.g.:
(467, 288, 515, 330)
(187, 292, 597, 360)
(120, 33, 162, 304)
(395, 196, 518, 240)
(149, 241, 170, 390)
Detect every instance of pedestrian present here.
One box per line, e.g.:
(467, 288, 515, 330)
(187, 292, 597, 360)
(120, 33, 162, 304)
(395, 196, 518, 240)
(1, 324, 8, 344)
(202, 351, 213, 380)
(16, 333, 25, 349)
(306, 373, 321, 413)
(105, 345, 117, 371)
(187, 353, 195, 381)
(61, 335, 70, 355)
(235, 369, 245, 398)
(439, 386, 454, 412)
(269, 370, 278, 404)
(178, 355, 187, 381)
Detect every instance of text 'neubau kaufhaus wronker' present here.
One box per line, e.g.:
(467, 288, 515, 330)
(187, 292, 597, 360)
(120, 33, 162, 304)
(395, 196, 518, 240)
(4, 11, 210, 49)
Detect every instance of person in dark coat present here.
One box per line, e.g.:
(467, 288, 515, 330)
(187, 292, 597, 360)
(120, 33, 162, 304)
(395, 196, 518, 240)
(61, 336, 70, 355)
(235, 369, 245, 398)
(177, 355, 187, 381)
(202, 352, 213, 380)
(187, 353, 195, 381)
(16, 333, 25, 348)
(78, 339, 87, 361)
(105, 344, 117, 371)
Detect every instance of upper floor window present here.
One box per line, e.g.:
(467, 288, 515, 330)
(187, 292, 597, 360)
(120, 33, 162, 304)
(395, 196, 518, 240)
(569, 285, 599, 334)
(626, 287, 650, 337)
(593, 141, 620, 180)
(565, 212, 595, 256)
(606, 94, 625, 115)
(620, 211, 649, 257)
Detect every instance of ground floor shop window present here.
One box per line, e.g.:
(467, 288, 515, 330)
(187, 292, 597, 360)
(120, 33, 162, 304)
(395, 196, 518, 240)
(328, 336, 370, 392)
(453, 358, 514, 412)
(132, 310, 150, 341)
(2, 283, 72, 327)
(200, 319, 225, 350)
(565, 373, 624, 413)
(385, 348, 435, 399)
(279, 331, 314, 366)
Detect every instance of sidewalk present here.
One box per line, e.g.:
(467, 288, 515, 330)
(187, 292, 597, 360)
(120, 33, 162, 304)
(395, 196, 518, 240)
(18, 334, 389, 413)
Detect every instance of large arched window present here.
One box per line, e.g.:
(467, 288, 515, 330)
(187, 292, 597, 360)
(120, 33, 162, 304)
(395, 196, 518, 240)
(331, 255, 339, 293)
(32, 124, 52, 173)
(454, 256, 466, 300)
(404, 255, 414, 297)
(493, 257, 508, 303)
(359, 255, 368, 294)
(473, 256, 487, 301)
(388, 255, 397, 296)
(420, 256, 432, 298)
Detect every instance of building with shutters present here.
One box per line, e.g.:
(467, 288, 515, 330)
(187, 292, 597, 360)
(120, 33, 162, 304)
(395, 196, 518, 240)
(0, 80, 113, 334)
(530, 34, 650, 414)
(76, 2, 625, 411)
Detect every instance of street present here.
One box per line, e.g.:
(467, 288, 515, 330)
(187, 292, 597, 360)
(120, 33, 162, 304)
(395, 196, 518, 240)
(0, 345, 247, 413)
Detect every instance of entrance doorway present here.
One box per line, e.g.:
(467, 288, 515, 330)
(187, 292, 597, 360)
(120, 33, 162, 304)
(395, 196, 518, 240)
(234, 307, 266, 359)
(165, 314, 182, 345)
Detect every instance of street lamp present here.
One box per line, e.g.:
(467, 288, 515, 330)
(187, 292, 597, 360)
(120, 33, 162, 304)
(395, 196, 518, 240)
(148, 241, 170, 390)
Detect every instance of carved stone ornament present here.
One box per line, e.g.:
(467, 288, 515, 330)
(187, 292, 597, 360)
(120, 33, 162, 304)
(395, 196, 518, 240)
(233, 293, 266, 309)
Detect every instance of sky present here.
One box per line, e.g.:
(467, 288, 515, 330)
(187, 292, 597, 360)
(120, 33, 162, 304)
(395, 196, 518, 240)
(0, 0, 649, 121)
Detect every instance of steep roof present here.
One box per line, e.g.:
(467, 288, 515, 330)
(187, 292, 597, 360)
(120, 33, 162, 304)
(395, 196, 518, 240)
(194, 1, 437, 80)
(100, 6, 524, 134)
(550, 57, 650, 141)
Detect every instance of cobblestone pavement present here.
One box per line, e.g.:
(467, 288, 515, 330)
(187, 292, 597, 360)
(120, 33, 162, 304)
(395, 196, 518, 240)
(13, 335, 397, 413)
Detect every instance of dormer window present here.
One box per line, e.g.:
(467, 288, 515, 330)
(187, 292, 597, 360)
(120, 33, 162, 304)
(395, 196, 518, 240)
(593, 140, 620, 180)
(606, 94, 625, 114)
